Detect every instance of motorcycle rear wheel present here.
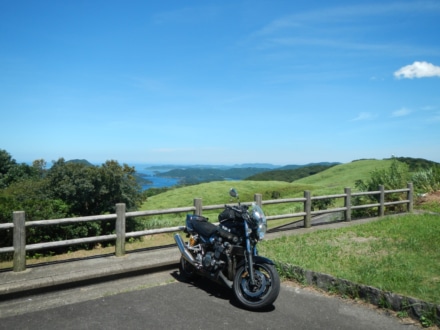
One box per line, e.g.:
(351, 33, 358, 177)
(233, 262, 280, 310)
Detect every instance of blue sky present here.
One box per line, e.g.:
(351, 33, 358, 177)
(1, 0, 439, 166)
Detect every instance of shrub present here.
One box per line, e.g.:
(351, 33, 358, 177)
(353, 159, 410, 217)
(411, 165, 440, 194)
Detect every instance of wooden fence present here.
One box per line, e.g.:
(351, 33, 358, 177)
(0, 183, 413, 272)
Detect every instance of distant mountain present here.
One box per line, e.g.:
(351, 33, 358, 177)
(233, 163, 280, 169)
(155, 167, 274, 185)
(278, 162, 341, 170)
(66, 159, 95, 166)
(146, 163, 280, 170)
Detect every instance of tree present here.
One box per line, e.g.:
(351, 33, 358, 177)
(0, 152, 147, 256)
(96, 160, 145, 212)
(45, 158, 98, 216)
(0, 149, 41, 188)
(0, 178, 70, 254)
(0, 149, 19, 188)
(45, 158, 145, 216)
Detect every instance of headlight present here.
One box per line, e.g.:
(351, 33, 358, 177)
(251, 204, 267, 240)
(257, 222, 267, 240)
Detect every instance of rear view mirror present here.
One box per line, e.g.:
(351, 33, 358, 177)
(229, 188, 238, 198)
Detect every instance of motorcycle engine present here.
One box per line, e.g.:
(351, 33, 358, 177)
(202, 251, 216, 269)
(201, 236, 226, 272)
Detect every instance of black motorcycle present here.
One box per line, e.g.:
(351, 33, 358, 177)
(174, 188, 280, 310)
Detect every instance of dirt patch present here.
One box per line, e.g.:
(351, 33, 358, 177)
(415, 190, 440, 205)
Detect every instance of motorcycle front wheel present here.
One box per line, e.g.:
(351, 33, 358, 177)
(233, 262, 280, 310)
(179, 256, 198, 280)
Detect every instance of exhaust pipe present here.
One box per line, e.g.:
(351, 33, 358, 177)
(174, 234, 198, 268)
(218, 270, 233, 288)
(174, 233, 233, 288)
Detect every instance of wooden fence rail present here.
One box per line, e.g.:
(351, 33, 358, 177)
(0, 183, 413, 272)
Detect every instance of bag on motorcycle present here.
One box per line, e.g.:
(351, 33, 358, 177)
(188, 215, 208, 222)
(185, 214, 209, 233)
(185, 214, 218, 238)
(218, 208, 242, 222)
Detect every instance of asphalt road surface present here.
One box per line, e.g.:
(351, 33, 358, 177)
(0, 268, 420, 330)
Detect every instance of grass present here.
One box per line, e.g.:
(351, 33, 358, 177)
(294, 159, 394, 189)
(258, 212, 440, 305)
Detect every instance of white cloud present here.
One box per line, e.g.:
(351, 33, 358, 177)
(394, 61, 440, 79)
(421, 105, 437, 111)
(351, 112, 374, 121)
(391, 108, 411, 117)
(257, 2, 440, 36)
(431, 112, 440, 122)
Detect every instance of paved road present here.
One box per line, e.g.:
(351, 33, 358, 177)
(0, 268, 419, 330)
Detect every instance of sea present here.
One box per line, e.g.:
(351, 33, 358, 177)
(130, 164, 180, 190)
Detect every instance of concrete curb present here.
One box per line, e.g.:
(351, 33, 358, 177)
(0, 247, 180, 298)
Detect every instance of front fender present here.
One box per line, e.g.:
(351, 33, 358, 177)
(236, 255, 275, 269)
(253, 255, 275, 266)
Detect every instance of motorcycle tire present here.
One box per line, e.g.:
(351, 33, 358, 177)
(233, 262, 280, 310)
(179, 256, 198, 281)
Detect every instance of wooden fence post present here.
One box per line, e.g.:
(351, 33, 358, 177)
(115, 203, 126, 257)
(379, 185, 385, 217)
(194, 198, 202, 216)
(344, 187, 351, 222)
(304, 191, 311, 228)
(13, 211, 26, 272)
(407, 182, 413, 213)
(254, 193, 262, 207)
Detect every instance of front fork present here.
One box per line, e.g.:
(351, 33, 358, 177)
(244, 220, 256, 285)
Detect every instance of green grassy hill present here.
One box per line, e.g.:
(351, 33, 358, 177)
(244, 164, 338, 182)
(141, 180, 312, 210)
(141, 159, 395, 210)
(293, 159, 395, 194)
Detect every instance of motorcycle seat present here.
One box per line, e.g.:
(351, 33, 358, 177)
(187, 216, 218, 238)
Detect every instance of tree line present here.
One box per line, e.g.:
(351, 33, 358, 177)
(245, 164, 337, 182)
(0, 149, 146, 255)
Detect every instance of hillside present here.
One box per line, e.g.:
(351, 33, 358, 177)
(141, 159, 392, 210)
(294, 159, 395, 190)
(245, 163, 338, 182)
(141, 157, 440, 212)
(385, 156, 440, 170)
(152, 162, 340, 186)
(295, 158, 440, 191)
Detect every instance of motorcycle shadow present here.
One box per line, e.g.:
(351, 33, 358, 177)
(170, 270, 276, 313)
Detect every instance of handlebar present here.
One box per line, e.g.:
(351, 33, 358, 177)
(219, 204, 250, 223)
